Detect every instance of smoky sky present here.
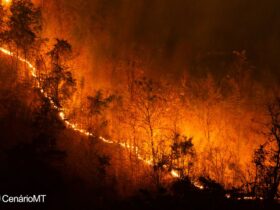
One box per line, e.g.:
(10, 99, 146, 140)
(43, 0, 280, 81)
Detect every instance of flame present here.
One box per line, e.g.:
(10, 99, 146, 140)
(59, 111, 65, 120)
(225, 194, 231, 199)
(171, 170, 180, 178)
(0, 46, 212, 196)
(193, 181, 204, 190)
(1, 0, 11, 6)
(0, 47, 153, 163)
(0, 46, 188, 183)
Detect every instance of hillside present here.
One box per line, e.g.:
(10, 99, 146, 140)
(0, 55, 152, 209)
(1, 1, 280, 209)
(1, 54, 279, 210)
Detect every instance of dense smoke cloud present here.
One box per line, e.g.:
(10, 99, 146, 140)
(42, 0, 280, 85)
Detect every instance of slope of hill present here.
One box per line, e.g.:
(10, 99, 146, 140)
(0, 55, 152, 210)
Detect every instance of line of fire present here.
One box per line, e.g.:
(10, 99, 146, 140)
(0, 1, 279, 210)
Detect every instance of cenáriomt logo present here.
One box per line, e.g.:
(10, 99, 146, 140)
(0, 195, 46, 203)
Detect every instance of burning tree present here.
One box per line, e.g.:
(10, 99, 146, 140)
(86, 90, 114, 137)
(170, 133, 196, 178)
(121, 77, 171, 186)
(135, 79, 164, 159)
(253, 97, 280, 201)
(43, 39, 76, 108)
(6, 0, 42, 58)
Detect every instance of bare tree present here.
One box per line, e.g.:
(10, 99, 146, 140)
(123, 77, 169, 187)
(253, 97, 280, 201)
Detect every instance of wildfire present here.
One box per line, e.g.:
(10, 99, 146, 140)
(0, 46, 205, 189)
(0, 46, 158, 165)
(1, 0, 11, 6)
(193, 181, 204, 190)
(171, 170, 180, 178)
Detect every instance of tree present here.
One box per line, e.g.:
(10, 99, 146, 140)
(43, 39, 76, 108)
(170, 133, 196, 178)
(253, 145, 268, 198)
(122, 77, 169, 187)
(31, 87, 66, 151)
(86, 90, 114, 136)
(134, 78, 161, 162)
(7, 0, 42, 57)
(185, 73, 225, 180)
(187, 73, 221, 144)
(253, 97, 280, 201)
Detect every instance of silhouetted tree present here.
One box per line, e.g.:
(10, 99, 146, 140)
(7, 0, 42, 57)
(86, 90, 114, 136)
(253, 97, 280, 201)
(170, 133, 196, 178)
(32, 91, 65, 152)
(253, 145, 268, 197)
(128, 77, 169, 187)
(87, 90, 114, 116)
(43, 39, 76, 108)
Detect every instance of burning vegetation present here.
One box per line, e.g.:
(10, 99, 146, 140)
(0, 0, 279, 209)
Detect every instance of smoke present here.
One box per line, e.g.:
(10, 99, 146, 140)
(42, 0, 280, 87)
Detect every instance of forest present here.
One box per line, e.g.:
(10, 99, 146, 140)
(0, 0, 279, 209)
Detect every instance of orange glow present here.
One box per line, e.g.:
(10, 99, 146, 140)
(1, 0, 11, 6)
(171, 170, 180, 178)
(0, 44, 268, 197)
(1, 0, 278, 203)
(0, 46, 265, 197)
(0, 46, 181, 178)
